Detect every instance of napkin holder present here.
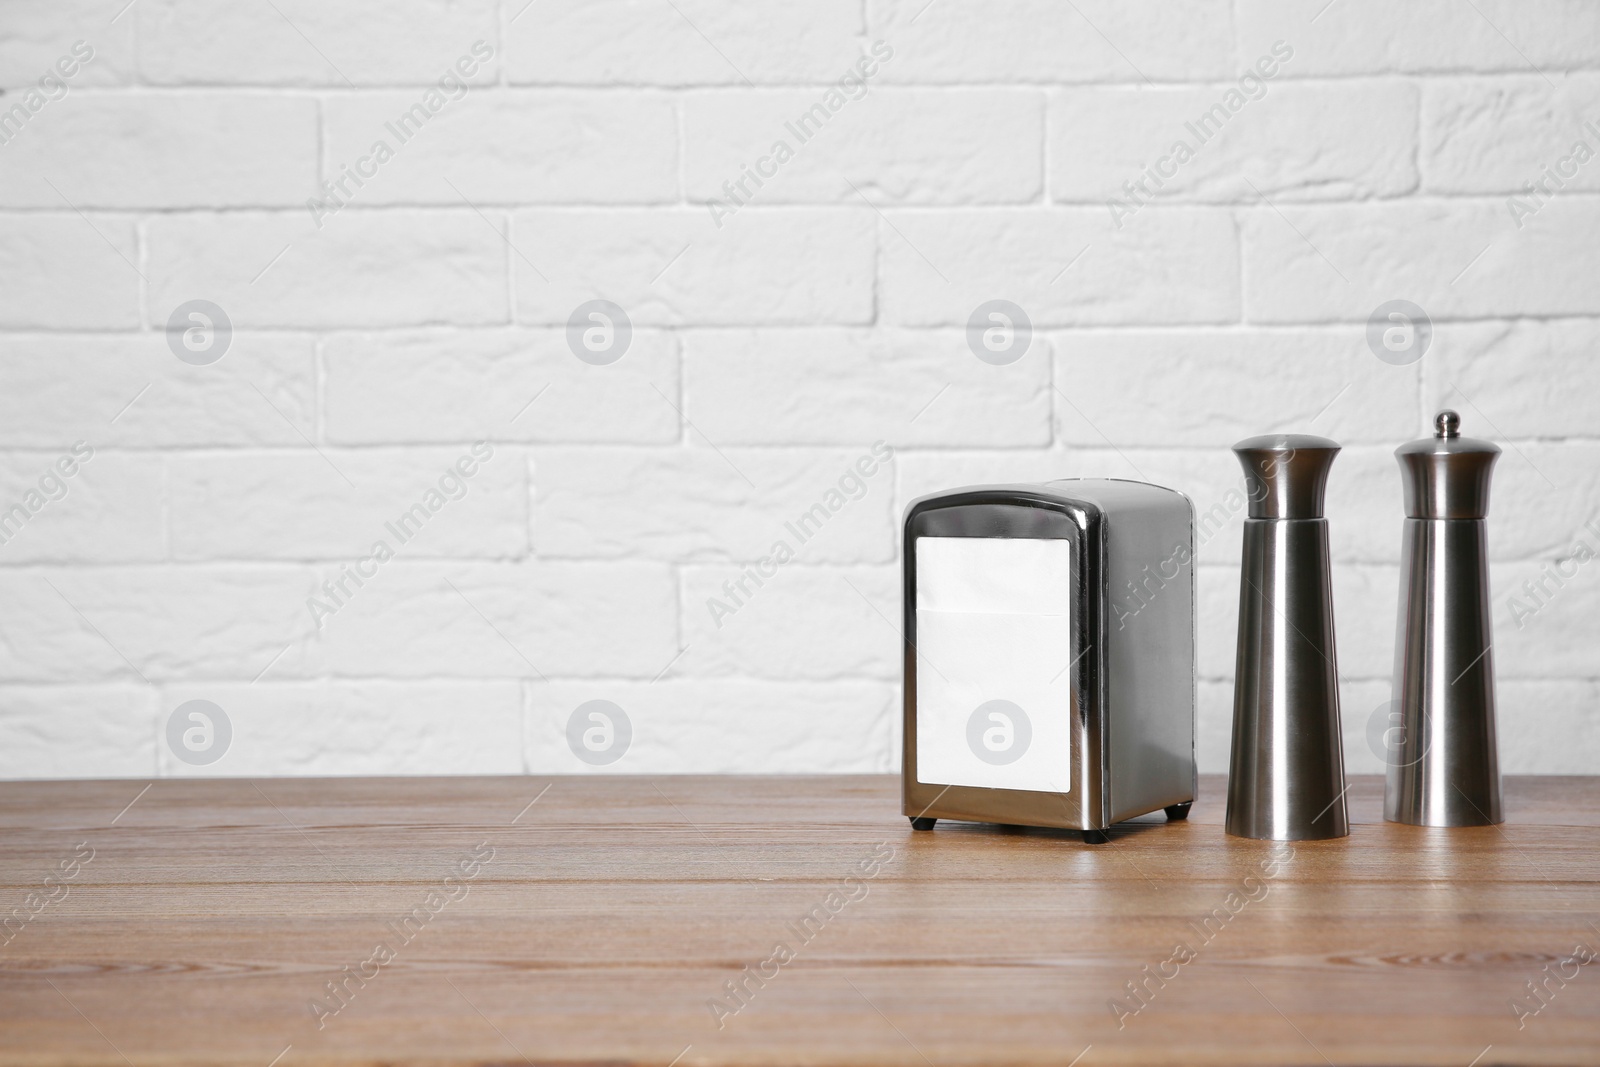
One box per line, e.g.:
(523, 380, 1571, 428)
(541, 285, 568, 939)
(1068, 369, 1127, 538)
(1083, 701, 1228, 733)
(902, 479, 1196, 843)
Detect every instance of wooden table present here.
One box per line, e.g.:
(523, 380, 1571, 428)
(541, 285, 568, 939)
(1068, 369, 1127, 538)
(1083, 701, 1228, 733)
(1, 775, 1597, 1066)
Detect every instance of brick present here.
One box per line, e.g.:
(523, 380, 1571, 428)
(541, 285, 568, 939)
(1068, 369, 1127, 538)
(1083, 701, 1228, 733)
(138, 0, 499, 85)
(1499, 680, 1600, 773)
(1242, 200, 1600, 321)
(1322, 446, 1407, 563)
(1422, 76, 1600, 194)
(1489, 443, 1600, 563)
(505, 0, 863, 85)
(880, 208, 1238, 326)
(0, 685, 155, 779)
(0, 214, 140, 329)
(322, 90, 677, 205)
(146, 210, 506, 328)
(0, 94, 317, 208)
(0, 332, 315, 448)
(685, 328, 1051, 446)
(1190, 566, 1241, 682)
(0, 566, 317, 684)
(0, 0, 1596, 782)
(511, 208, 875, 326)
(871, 0, 1235, 84)
(896, 448, 1099, 513)
(1053, 328, 1418, 446)
(156, 681, 522, 776)
(0, 449, 163, 563)
(678, 564, 898, 680)
(1496, 556, 1600, 677)
(0, 2, 132, 89)
(525, 679, 897, 773)
(298, 561, 678, 681)
(168, 446, 527, 562)
(1238, 0, 1600, 77)
(322, 328, 680, 445)
(534, 446, 897, 564)
(1196, 679, 1233, 773)
(1331, 564, 1403, 686)
(684, 89, 1042, 205)
(1425, 318, 1600, 439)
(1050, 81, 1418, 203)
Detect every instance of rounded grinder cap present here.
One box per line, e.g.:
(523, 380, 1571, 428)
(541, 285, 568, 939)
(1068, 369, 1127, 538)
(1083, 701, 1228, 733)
(1395, 410, 1500, 519)
(1232, 433, 1341, 519)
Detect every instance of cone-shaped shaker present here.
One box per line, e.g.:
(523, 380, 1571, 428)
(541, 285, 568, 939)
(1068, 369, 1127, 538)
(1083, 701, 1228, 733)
(1225, 434, 1348, 840)
(1386, 410, 1502, 826)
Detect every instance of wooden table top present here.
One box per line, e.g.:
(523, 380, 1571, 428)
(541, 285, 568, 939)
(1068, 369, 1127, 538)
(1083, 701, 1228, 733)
(1, 774, 1597, 1067)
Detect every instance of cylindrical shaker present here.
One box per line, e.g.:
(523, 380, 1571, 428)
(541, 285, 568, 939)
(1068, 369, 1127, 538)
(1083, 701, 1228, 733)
(1386, 410, 1502, 826)
(1226, 434, 1349, 840)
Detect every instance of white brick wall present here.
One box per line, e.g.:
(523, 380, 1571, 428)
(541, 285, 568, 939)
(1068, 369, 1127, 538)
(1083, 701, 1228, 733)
(0, 1, 1596, 781)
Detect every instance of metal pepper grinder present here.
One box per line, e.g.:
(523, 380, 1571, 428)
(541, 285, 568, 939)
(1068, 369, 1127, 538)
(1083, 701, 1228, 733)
(1386, 410, 1503, 826)
(1226, 434, 1349, 841)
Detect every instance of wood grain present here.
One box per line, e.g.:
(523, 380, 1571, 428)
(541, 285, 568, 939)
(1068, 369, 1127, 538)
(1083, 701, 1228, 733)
(1, 774, 1597, 1066)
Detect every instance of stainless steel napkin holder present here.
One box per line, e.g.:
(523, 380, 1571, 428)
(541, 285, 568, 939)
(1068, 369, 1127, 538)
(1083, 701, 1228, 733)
(901, 479, 1196, 843)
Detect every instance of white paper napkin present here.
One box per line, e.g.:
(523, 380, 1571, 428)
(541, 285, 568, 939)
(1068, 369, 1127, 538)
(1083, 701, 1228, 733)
(914, 537, 1076, 794)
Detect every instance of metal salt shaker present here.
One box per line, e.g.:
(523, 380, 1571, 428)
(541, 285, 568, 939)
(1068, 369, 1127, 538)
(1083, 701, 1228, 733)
(1386, 410, 1503, 826)
(1226, 434, 1349, 841)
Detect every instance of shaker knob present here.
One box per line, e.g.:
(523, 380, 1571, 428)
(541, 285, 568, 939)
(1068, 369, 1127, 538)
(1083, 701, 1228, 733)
(1396, 411, 1500, 519)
